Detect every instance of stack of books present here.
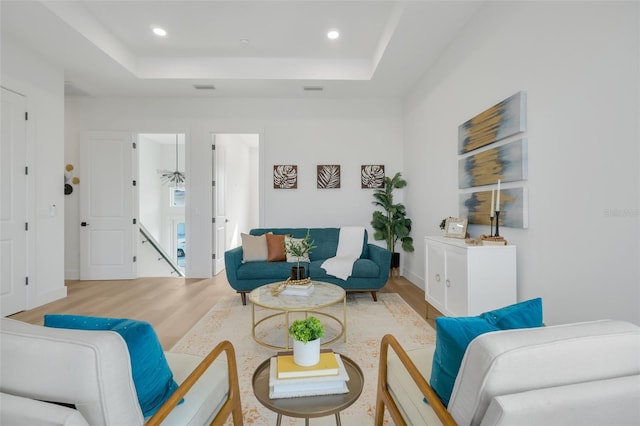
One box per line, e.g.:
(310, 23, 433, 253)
(268, 349, 349, 399)
(280, 281, 314, 296)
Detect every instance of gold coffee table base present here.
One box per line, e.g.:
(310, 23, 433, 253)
(249, 282, 347, 350)
(252, 354, 364, 425)
(252, 309, 345, 350)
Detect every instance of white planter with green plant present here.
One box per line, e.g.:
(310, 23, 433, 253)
(289, 316, 325, 366)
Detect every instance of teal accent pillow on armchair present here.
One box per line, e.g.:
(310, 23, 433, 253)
(429, 298, 543, 406)
(44, 315, 180, 417)
(480, 297, 544, 329)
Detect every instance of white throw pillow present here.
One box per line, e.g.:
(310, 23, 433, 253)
(241, 233, 268, 262)
(284, 236, 310, 263)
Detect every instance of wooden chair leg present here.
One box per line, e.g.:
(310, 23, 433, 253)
(371, 291, 378, 302)
(240, 292, 247, 305)
(374, 388, 387, 426)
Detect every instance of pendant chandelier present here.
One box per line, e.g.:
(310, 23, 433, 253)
(158, 134, 185, 186)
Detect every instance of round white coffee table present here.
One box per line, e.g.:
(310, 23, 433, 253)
(248, 281, 346, 350)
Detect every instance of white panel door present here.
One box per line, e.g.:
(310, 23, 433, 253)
(80, 132, 136, 280)
(212, 138, 227, 275)
(0, 88, 27, 315)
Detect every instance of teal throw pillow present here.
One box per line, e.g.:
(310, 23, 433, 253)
(430, 316, 499, 407)
(44, 315, 180, 417)
(480, 297, 543, 329)
(429, 298, 543, 407)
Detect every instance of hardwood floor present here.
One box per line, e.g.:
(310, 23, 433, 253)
(9, 274, 440, 349)
(381, 275, 442, 329)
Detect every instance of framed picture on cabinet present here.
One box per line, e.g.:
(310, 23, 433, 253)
(444, 217, 468, 239)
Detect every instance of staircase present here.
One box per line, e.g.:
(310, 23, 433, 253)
(138, 223, 185, 277)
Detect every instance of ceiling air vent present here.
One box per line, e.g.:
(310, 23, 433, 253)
(193, 84, 216, 90)
(303, 86, 324, 92)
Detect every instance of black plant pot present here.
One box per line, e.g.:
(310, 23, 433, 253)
(390, 252, 400, 269)
(290, 266, 306, 281)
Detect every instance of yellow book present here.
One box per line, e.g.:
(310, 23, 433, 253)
(277, 350, 340, 379)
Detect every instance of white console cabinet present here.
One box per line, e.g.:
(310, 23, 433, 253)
(425, 236, 517, 317)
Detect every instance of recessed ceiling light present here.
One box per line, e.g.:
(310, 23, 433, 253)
(152, 27, 167, 37)
(240, 38, 250, 44)
(327, 30, 340, 40)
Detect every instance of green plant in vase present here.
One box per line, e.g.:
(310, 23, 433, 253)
(371, 172, 415, 269)
(288, 316, 325, 343)
(289, 316, 325, 366)
(283, 229, 316, 280)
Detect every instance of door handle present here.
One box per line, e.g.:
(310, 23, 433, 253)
(81, 222, 89, 226)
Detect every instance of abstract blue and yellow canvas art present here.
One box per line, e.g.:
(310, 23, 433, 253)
(458, 92, 527, 154)
(459, 187, 528, 228)
(459, 139, 528, 189)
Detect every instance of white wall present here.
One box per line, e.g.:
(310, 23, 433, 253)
(138, 135, 164, 239)
(158, 139, 186, 257)
(403, 1, 640, 325)
(216, 134, 259, 250)
(1, 35, 66, 307)
(65, 98, 404, 278)
(138, 134, 186, 264)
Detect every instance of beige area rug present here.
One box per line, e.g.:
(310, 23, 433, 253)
(171, 292, 436, 425)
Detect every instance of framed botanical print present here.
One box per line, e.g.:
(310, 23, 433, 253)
(317, 165, 340, 189)
(273, 165, 297, 189)
(361, 165, 384, 188)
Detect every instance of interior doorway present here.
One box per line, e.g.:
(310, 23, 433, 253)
(211, 133, 260, 275)
(1, 87, 28, 315)
(138, 133, 186, 276)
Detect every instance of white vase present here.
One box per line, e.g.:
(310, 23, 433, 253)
(293, 338, 320, 367)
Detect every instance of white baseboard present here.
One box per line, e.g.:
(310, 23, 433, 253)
(403, 269, 425, 291)
(65, 269, 80, 280)
(29, 287, 67, 310)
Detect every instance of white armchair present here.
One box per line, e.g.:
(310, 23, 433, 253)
(376, 319, 640, 425)
(0, 318, 243, 426)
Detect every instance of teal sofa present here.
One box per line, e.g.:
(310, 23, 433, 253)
(224, 228, 392, 305)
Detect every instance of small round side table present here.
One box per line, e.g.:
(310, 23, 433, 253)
(251, 353, 364, 426)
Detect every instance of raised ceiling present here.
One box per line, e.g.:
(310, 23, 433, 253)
(1, 1, 483, 98)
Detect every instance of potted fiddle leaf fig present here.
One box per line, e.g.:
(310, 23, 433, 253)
(283, 229, 316, 280)
(371, 172, 415, 270)
(289, 316, 325, 366)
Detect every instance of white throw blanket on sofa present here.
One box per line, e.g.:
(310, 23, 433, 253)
(321, 226, 364, 280)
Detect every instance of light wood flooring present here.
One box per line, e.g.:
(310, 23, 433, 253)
(9, 274, 441, 349)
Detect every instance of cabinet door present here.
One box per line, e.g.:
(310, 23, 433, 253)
(445, 247, 468, 316)
(426, 242, 446, 311)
